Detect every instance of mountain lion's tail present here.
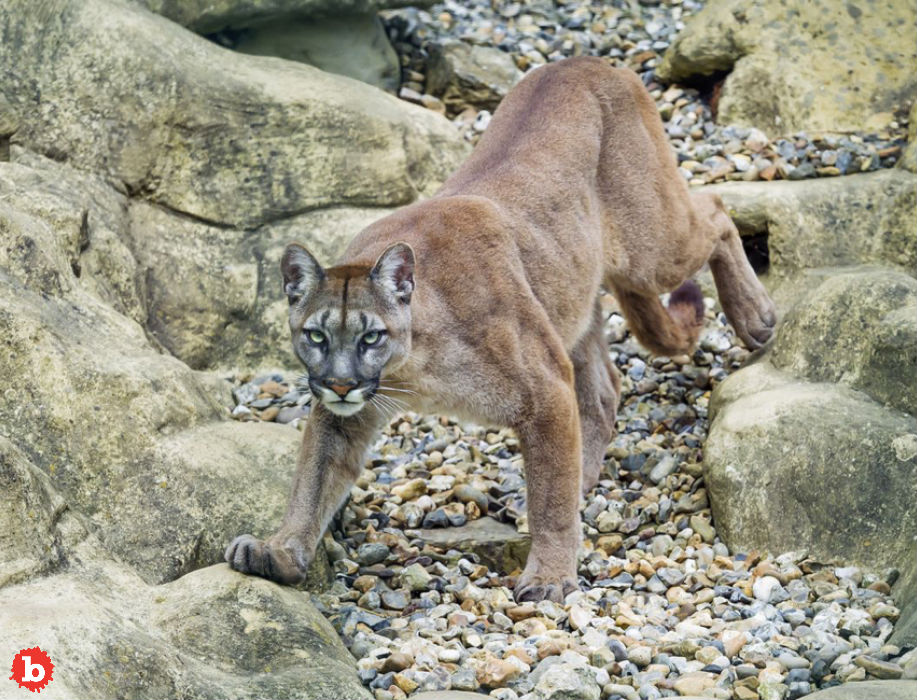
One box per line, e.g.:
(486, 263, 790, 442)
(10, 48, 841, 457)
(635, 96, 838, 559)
(613, 280, 704, 356)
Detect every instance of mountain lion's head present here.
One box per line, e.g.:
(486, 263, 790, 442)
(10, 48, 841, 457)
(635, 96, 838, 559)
(280, 242, 414, 417)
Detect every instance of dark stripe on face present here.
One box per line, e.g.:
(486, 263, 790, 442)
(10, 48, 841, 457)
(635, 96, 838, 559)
(321, 310, 330, 330)
(341, 276, 350, 330)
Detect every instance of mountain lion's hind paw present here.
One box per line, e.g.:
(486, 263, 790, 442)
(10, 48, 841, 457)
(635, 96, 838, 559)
(514, 571, 578, 603)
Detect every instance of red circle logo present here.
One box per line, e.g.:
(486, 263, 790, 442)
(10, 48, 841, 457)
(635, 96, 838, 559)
(9, 647, 54, 693)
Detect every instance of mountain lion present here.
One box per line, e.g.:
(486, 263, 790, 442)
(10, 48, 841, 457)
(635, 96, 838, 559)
(226, 57, 776, 602)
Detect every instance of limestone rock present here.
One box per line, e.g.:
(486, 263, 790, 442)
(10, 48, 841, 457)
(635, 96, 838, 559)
(531, 665, 601, 700)
(137, 0, 432, 91)
(706, 169, 917, 279)
(705, 365, 917, 597)
(426, 40, 523, 112)
(228, 15, 401, 92)
(769, 268, 917, 415)
(0, 151, 143, 325)
(0, 559, 369, 700)
(657, 0, 917, 135)
(0, 0, 468, 230)
(0, 438, 72, 587)
(891, 552, 917, 647)
(135, 0, 433, 34)
(127, 201, 259, 369)
(1, 126, 398, 373)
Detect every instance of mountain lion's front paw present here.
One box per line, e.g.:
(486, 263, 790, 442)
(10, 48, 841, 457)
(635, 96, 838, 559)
(225, 534, 308, 585)
(514, 567, 579, 603)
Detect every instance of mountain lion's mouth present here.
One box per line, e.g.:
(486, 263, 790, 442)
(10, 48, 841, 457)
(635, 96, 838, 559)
(310, 380, 374, 417)
(322, 398, 365, 416)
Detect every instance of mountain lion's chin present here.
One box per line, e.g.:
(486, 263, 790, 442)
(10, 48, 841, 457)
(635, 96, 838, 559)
(324, 400, 365, 417)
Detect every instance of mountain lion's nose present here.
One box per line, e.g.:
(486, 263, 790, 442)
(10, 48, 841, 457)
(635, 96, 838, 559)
(324, 378, 357, 397)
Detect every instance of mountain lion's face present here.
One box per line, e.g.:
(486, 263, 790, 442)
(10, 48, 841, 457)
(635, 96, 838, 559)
(281, 243, 414, 417)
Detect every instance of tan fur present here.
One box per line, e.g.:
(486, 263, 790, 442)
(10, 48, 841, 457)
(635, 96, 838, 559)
(226, 58, 776, 602)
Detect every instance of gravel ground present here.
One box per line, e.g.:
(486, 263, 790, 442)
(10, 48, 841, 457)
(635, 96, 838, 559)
(379, 0, 908, 186)
(230, 292, 915, 700)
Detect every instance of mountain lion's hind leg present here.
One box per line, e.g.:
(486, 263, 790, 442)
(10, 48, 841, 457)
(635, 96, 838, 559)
(226, 403, 383, 584)
(572, 302, 620, 495)
(693, 192, 777, 349)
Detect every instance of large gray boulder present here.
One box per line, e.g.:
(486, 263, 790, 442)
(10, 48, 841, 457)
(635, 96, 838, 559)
(0, 184, 328, 585)
(0, 438, 69, 588)
(134, 0, 436, 92)
(0, 0, 467, 230)
(657, 0, 917, 136)
(901, 102, 917, 173)
(135, 0, 431, 34)
(1, 402, 359, 698)
(0, 557, 369, 700)
(701, 162, 917, 650)
(769, 268, 917, 415)
(229, 15, 402, 93)
(0, 0, 468, 371)
(707, 361, 917, 580)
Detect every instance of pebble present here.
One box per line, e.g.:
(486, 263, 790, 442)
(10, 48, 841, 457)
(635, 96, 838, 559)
(628, 646, 653, 668)
(854, 655, 904, 679)
(753, 575, 783, 602)
(357, 543, 390, 566)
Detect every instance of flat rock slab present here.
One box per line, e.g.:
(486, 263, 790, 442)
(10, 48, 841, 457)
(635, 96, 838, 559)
(706, 169, 917, 278)
(795, 680, 917, 700)
(419, 516, 531, 573)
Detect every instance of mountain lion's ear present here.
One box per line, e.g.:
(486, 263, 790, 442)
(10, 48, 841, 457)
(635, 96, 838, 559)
(281, 243, 324, 305)
(370, 243, 415, 303)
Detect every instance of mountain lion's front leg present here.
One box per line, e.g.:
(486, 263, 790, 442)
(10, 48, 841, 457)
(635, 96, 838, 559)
(226, 403, 383, 583)
(514, 372, 583, 603)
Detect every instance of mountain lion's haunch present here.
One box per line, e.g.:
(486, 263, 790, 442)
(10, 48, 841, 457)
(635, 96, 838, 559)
(226, 57, 776, 602)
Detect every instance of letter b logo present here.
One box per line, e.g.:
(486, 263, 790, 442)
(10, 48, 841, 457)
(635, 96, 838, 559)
(22, 656, 44, 682)
(9, 647, 54, 692)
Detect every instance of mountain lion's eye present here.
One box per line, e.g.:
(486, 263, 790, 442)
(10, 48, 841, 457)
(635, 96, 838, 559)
(362, 331, 381, 346)
(307, 330, 326, 344)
